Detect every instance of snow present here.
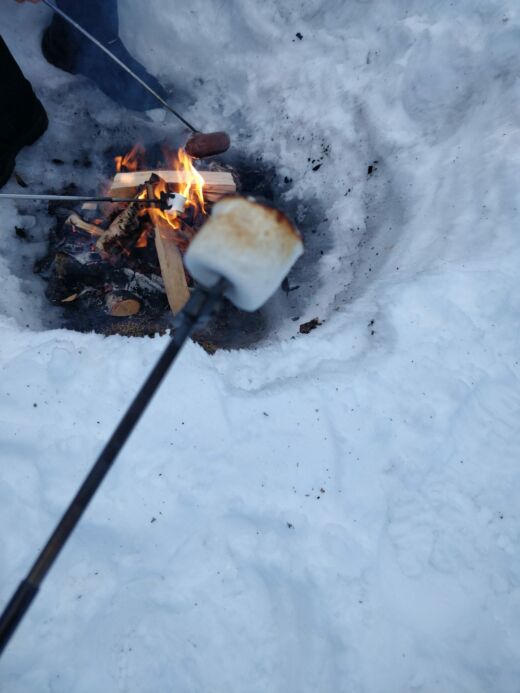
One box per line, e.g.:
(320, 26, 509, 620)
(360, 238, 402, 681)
(1, 1, 520, 691)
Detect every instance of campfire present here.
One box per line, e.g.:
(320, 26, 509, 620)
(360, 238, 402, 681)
(40, 145, 238, 341)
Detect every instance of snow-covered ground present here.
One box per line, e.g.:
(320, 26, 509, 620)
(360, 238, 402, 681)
(1, 1, 520, 691)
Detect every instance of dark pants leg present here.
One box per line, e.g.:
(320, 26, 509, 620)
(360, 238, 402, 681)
(0, 37, 48, 187)
(0, 35, 36, 121)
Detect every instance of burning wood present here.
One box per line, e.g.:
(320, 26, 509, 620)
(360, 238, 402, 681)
(38, 143, 264, 346)
(154, 217, 190, 314)
(110, 170, 236, 202)
(95, 199, 143, 255)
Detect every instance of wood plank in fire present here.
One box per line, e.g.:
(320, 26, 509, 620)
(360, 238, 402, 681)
(154, 216, 190, 315)
(110, 170, 236, 201)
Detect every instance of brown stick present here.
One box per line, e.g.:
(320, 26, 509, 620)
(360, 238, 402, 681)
(154, 217, 190, 315)
(95, 201, 141, 255)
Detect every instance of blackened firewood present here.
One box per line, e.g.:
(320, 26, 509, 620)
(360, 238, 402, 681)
(53, 251, 110, 285)
(95, 200, 142, 255)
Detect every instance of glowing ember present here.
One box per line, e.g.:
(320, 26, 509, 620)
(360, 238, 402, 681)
(135, 230, 149, 248)
(114, 143, 146, 173)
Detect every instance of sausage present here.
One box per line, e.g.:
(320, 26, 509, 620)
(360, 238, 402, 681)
(184, 131, 231, 159)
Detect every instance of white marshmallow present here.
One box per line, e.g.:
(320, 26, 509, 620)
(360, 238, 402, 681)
(184, 196, 303, 311)
(168, 193, 187, 214)
(162, 193, 186, 217)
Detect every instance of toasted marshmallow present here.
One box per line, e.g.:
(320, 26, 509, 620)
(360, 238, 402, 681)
(184, 196, 303, 311)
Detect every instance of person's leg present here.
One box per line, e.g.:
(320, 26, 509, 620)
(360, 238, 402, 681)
(42, 0, 167, 112)
(0, 37, 48, 188)
(42, 0, 119, 64)
(2, 34, 37, 102)
(56, 0, 119, 43)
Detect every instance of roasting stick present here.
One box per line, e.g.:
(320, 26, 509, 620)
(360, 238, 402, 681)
(0, 196, 303, 658)
(40, 0, 231, 158)
(0, 192, 187, 214)
(0, 193, 163, 205)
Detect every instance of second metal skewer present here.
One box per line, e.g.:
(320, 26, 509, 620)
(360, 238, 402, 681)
(0, 191, 187, 213)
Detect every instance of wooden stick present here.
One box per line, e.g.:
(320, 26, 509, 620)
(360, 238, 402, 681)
(66, 213, 104, 237)
(110, 170, 236, 200)
(154, 218, 190, 315)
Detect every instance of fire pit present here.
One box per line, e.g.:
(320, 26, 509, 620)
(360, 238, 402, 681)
(36, 145, 269, 350)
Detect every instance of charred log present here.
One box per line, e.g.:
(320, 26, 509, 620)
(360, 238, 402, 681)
(96, 200, 142, 256)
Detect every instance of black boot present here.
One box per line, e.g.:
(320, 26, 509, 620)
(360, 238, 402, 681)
(0, 37, 48, 189)
(42, 0, 168, 112)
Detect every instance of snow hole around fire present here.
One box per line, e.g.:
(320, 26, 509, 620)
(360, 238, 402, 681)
(0, 5, 395, 348)
(0, 123, 388, 347)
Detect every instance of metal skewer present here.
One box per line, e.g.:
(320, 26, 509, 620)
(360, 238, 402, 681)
(0, 191, 186, 213)
(0, 193, 148, 204)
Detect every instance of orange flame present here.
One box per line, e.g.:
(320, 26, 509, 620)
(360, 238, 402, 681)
(147, 177, 179, 232)
(147, 147, 206, 232)
(109, 144, 208, 248)
(114, 143, 146, 173)
(135, 230, 149, 248)
(175, 147, 206, 216)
